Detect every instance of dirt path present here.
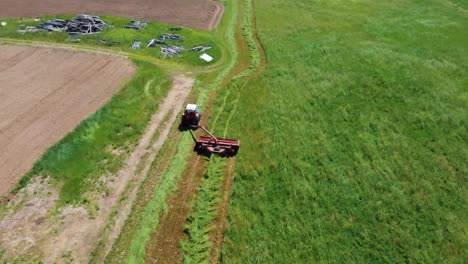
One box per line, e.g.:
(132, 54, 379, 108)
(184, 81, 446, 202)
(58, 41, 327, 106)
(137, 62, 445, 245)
(95, 75, 194, 262)
(145, 155, 206, 263)
(0, 45, 136, 197)
(0, 0, 224, 30)
(0, 74, 194, 263)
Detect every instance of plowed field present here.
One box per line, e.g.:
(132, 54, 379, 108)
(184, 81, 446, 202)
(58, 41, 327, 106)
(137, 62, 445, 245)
(0, 45, 135, 196)
(0, 0, 224, 30)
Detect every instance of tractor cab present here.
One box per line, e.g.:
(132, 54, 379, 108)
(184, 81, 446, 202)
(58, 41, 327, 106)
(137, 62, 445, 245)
(181, 104, 201, 127)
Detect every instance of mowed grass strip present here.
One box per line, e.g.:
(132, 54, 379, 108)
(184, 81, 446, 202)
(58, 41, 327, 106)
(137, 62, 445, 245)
(180, 0, 263, 261)
(21, 60, 171, 205)
(222, 0, 467, 262)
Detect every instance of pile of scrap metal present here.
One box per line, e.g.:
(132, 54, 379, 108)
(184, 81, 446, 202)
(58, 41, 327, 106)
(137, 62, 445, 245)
(19, 14, 109, 35)
(161, 46, 185, 58)
(36, 18, 68, 32)
(190, 45, 211, 52)
(147, 39, 167, 47)
(124, 21, 148, 30)
(132, 41, 142, 50)
(66, 15, 109, 35)
(146, 33, 184, 49)
(159, 33, 183, 42)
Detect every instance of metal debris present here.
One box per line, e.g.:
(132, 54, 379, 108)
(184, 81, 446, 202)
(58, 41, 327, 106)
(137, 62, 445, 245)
(132, 41, 142, 50)
(147, 39, 167, 48)
(161, 45, 185, 58)
(190, 45, 211, 52)
(33, 15, 109, 35)
(1, 22, 7, 27)
(124, 20, 148, 30)
(37, 19, 67, 32)
(17, 26, 40, 34)
(199, 53, 214, 62)
(169, 27, 182, 31)
(96, 39, 120, 46)
(67, 15, 109, 35)
(159, 33, 183, 42)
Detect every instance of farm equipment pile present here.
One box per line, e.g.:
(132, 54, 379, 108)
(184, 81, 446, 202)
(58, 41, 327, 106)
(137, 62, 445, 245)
(180, 104, 239, 157)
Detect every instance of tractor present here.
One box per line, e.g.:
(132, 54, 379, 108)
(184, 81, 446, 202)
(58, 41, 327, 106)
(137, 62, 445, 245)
(179, 104, 240, 157)
(180, 104, 201, 127)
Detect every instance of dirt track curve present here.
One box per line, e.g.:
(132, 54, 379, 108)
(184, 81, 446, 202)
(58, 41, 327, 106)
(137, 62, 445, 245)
(0, 44, 135, 197)
(0, 0, 224, 30)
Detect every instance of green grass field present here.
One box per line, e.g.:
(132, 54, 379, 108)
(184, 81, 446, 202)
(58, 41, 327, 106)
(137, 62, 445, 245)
(1, 0, 467, 262)
(221, 0, 467, 262)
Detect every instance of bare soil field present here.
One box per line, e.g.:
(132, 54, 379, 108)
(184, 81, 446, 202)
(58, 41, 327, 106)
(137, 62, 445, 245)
(0, 0, 224, 30)
(0, 44, 136, 197)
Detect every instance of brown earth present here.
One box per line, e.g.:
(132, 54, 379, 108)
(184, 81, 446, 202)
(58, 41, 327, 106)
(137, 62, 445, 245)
(0, 44, 136, 197)
(145, 154, 206, 264)
(0, 0, 225, 31)
(0, 73, 194, 263)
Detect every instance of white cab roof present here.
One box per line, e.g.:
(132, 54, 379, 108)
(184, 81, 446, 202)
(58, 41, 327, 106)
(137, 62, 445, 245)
(186, 104, 197, 111)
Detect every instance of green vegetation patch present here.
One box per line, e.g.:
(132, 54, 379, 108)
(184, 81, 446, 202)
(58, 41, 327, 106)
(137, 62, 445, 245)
(222, 0, 467, 263)
(19, 60, 171, 205)
(0, 15, 222, 66)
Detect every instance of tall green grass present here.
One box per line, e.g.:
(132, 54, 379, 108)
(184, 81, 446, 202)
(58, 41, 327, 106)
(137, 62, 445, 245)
(222, 0, 467, 262)
(21, 60, 171, 205)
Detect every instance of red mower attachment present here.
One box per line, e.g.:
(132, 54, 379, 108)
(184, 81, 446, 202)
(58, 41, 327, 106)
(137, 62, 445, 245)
(193, 126, 240, 156)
